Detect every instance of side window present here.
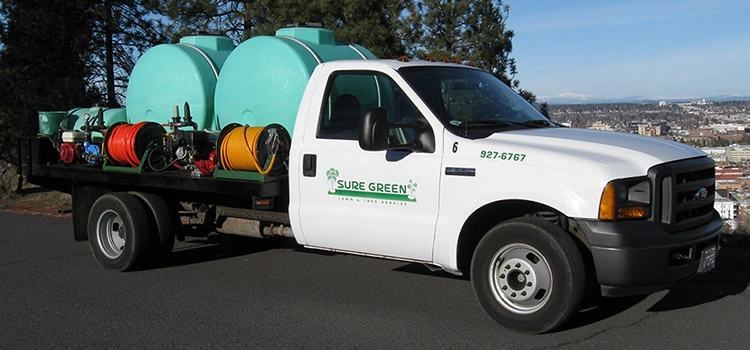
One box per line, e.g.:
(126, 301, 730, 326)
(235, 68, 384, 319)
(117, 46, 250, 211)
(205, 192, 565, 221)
(317, 72, 423, 143)
(389, 84, 421, 147)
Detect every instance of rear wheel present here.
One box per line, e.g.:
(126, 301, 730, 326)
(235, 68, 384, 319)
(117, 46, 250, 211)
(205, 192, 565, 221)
(87, 192, 150, 271)
(471, 217, 585, 333)
(131, 192, 175, 263)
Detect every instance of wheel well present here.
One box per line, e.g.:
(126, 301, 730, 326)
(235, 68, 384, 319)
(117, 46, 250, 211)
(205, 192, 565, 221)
(72, 184, 111, 241)
(455, 200, 591, 274)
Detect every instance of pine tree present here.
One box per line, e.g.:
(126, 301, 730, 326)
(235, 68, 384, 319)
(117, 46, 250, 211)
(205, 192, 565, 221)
(402, 0, 536, 103)
(0, 0, 98, 163)
(325, 0, 407, 58)
(539, 102, 550, 118)
(154, 0, 406, 57)
(89, 0, 169, 106)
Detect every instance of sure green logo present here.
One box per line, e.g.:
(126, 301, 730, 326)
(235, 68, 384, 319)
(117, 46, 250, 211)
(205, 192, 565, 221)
(326, 168, 417, 202)
(326, 168, 340, 193)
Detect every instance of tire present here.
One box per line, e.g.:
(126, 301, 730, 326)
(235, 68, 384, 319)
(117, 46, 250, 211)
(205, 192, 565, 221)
(470, 217, 585, 334)
(131, 192, 175, 262)
(87, 192, 151, 271)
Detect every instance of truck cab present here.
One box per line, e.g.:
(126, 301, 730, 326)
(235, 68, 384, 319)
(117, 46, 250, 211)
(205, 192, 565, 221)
(288, 59, 722, 332)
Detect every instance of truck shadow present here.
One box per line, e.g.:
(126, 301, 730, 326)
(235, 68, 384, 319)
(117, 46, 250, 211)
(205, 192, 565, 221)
(392, 262, 654, 332)
(392, 263, 468, 280)
(157, 234, 749, 329)
(561, 294, 648, 331)
(160, 235, 298, 269)
(647, 234, 750, 312)
(386, 235, 750, 332)
(563, 234, 750, 331)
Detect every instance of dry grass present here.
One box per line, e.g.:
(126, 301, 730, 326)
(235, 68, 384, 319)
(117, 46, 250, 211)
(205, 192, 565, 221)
(0, 189, 72, 217)
(0, 161, 71, 217)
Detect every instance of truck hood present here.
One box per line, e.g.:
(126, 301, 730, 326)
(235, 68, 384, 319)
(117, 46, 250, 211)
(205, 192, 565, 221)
(482, 127, 706, 178)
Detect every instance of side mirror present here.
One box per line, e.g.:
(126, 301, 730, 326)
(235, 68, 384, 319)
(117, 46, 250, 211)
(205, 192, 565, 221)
(358, 107, 436, 153)
(358, 107, 390, 151)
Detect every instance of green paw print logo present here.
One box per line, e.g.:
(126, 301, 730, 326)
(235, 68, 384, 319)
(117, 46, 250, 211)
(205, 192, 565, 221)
(407, 179, 418, 200)
(326, 168, 340, 193)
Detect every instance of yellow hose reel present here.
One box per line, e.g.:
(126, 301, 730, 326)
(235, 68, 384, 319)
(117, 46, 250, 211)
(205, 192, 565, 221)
(216, 123, 290, 175)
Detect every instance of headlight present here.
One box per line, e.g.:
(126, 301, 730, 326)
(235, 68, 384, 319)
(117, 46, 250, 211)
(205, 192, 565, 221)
(598, 177, 651, 220)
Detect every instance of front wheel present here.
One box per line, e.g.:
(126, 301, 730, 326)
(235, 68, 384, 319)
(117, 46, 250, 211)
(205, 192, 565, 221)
(471, 217, 585, 333)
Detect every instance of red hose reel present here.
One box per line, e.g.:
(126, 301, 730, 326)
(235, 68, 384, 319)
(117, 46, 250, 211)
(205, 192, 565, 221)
(104, 122, 165, 167)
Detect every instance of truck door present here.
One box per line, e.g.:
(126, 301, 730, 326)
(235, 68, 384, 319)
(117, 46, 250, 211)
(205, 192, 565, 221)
(293, 70, 442, 261)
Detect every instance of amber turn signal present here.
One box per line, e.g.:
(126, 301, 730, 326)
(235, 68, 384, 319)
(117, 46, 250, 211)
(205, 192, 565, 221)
(598, 182, 616, 220)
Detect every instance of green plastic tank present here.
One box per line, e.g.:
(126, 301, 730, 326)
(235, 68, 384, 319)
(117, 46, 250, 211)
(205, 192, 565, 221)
(38, 111, 68, 135)
(214, 26, 376, 134)
(126, 35, 235, 130)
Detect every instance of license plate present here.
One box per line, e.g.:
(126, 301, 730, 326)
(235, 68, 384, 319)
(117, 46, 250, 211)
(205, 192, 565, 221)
(698, 245, 717, 273)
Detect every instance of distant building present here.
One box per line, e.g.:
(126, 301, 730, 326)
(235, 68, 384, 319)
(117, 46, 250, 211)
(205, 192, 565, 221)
(738, 176, 750, 189)
(588, 121, 612, 131)
(638, 124, 665, 136)
(716, 166, 744, 182)
(717, 182, 742, 191)
(715, 197, 738, 220)
(701, 147, 726, 162)
(725, 147, 750, 162)
(688, 129, 714, 138)
(708, 123, 747, 135)
(629, 121, 667, 137)
(715, 189, 740, 220)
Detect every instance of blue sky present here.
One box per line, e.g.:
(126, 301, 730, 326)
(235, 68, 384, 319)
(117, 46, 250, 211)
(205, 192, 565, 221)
(502, 0, 750, 101)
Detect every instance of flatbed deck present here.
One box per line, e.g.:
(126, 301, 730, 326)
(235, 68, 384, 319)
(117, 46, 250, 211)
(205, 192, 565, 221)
(19, 136, 286, 200)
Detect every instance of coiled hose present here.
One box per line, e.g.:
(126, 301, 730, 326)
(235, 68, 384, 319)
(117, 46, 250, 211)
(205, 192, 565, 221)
(106, 122, 164, 167)
(219, 125, 279, 175)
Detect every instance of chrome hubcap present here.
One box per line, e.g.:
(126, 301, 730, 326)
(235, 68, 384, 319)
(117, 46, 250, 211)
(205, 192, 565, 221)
(489, 243, 552, 314)
(96, 209, 125, 259)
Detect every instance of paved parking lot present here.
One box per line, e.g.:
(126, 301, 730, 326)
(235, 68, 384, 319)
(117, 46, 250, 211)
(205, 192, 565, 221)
(1, 212, 748, 348)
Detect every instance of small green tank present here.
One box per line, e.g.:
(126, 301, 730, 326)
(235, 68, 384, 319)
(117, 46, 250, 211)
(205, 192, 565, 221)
(38, 111, 68, 135)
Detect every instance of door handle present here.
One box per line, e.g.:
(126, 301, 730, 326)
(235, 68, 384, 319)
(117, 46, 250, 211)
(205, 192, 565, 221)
(303, 154, 316, 177)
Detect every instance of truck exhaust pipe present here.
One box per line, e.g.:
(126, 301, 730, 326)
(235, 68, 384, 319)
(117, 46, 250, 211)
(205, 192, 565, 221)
(215, 217, 294, 238)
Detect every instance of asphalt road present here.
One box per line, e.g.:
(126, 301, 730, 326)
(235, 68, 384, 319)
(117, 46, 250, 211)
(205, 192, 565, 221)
(1, 211, 749, 349)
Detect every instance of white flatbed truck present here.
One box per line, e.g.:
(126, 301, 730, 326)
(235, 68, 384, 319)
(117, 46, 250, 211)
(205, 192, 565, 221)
(19, 29, 721, 333)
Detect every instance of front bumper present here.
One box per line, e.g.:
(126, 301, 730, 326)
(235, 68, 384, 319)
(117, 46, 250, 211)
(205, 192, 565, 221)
(576, 211, 723, 297)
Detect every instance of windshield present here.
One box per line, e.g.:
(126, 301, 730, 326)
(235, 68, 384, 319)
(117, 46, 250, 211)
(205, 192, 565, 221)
(399, 66, 552, 138)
